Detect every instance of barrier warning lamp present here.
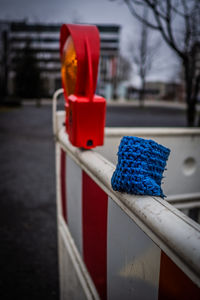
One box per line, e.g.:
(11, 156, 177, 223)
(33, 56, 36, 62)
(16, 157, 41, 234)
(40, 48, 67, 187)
(60, 24, 106, 149)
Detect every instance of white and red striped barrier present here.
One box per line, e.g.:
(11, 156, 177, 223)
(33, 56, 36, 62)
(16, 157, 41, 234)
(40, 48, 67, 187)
(53, 91, 200, 299)
(55, 128, 200, 300)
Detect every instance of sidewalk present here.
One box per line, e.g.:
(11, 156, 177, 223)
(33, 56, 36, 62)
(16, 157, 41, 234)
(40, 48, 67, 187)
(22, 98, 200, 112)
(106, 99, 200, 111)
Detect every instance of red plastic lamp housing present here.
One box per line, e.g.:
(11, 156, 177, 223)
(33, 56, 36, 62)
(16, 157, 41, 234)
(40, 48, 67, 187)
(60, 24, 106, 149)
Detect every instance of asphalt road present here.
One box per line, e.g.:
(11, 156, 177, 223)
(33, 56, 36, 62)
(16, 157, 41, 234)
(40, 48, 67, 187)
(0, 103, 187, 300)
(0, 105, 58, 300)
(106, 104, 186, 127)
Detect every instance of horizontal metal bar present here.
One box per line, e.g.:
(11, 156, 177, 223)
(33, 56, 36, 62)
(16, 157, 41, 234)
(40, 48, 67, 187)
(167, 193, 200, 204)
(175, 202, 200, 209)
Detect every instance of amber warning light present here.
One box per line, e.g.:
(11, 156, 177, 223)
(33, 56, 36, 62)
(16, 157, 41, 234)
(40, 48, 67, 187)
(60, 24, 106, 149)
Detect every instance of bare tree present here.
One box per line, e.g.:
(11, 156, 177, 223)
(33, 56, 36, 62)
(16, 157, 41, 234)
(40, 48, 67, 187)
(129, 5, 161, 106)
(122, 0, 200, 126)
(117, 54, 132, 83)
(112, 54, 132, 99)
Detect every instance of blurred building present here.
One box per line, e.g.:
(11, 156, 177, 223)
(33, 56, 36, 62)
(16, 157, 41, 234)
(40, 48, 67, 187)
(0, 20, 120, 100)
(145, 81, 182, 101)
(126, 81, 182, 101)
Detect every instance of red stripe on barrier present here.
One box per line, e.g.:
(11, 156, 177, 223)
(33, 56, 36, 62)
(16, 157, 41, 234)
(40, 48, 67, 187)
(82, 171, 108, 300)
(60, 149, 67, 222)
(158, 251, 200, 300)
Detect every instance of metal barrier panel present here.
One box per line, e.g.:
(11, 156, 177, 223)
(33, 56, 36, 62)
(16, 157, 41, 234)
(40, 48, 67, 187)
(56, 137, 200, 300)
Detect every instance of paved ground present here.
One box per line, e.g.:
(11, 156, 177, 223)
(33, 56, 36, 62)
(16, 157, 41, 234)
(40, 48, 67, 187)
(106, 105, 186, 127)
(0, 105, 58, 300)
(0, 103, 187, 300)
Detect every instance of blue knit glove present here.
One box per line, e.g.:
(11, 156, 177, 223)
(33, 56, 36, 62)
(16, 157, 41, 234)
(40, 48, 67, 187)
(111, 136, 170, 198)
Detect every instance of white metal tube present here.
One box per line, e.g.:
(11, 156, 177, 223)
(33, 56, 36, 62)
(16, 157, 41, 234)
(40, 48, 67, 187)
(52, 88, 64, 136)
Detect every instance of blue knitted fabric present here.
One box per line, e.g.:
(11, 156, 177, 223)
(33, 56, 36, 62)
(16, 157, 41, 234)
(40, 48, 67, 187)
(111, 136, 170, 198)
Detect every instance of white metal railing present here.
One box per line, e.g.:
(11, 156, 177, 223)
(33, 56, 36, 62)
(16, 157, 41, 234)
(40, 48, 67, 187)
(57, 127, 200, 288)
(53, 89, 200, 299)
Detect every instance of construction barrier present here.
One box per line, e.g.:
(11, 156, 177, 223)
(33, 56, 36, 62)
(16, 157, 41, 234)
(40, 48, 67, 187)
(53, 90, 200, 300)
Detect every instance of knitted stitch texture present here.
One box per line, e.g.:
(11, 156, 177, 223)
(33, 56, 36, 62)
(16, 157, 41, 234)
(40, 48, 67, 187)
(111, 136, 170, 198)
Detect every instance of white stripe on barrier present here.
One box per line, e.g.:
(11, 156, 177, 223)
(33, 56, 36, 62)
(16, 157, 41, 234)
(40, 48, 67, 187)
(66, 155, 83, 256)
(107, 197, 161, 300)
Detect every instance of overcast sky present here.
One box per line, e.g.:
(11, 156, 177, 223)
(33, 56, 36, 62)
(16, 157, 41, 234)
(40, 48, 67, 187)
(0, 0, 134, 38)
(0, 0, 179, 85)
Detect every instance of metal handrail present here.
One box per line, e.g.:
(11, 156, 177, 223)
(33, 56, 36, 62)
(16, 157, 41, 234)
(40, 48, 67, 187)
(52, 88, 64, 136)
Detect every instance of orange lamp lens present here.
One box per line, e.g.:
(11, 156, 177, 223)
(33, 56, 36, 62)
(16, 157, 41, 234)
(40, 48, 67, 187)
(61, 36, 77, 97)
